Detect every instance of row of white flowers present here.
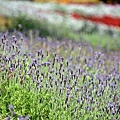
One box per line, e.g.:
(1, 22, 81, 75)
(0, 1, 120, 34)
(1, 1, 120, 17)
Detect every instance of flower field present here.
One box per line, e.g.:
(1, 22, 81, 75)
(0, 1, 120, 29)
(0, 1, 120, 51)
(0, 31, 120, 120)
(0, 1, 120, 120)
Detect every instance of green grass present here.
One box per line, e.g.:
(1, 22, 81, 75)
(80, 32, 120, 51)
(8, 15, 80, 41)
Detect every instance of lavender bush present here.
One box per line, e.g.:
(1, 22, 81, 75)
(0, 31, 120, 120)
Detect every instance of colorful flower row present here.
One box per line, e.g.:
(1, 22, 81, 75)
(0, 1, 120, 33)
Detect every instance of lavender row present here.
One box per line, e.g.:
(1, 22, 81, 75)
(0, 31, 120, 119)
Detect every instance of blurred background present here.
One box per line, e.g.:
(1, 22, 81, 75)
(30, 0, 120, 4)
(0, 0, 120, 51)
(13, 0, 120, 4)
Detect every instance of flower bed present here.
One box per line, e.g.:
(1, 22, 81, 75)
(0, 1, 120, 31)
(0, 1, 120, 51)
(0, 31, 120, 119)
(71, 13, 120, 27)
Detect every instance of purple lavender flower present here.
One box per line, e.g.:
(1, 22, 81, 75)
(112, 110, 116, 115)
(109, 102, 114, 108)
(118, 75, 120, 81)
(9, 105, 14, 111)
(18, 116, 24, 120)
(77, 99, 80, 103)
(6, 115, 11, 120)
(67, 102, 70, 107)
(25, 115, 29, 120)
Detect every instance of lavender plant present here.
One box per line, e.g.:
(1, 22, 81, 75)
(0, 31, 120, 120)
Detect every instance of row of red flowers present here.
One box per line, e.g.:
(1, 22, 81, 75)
(71, 13, 120, 27)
